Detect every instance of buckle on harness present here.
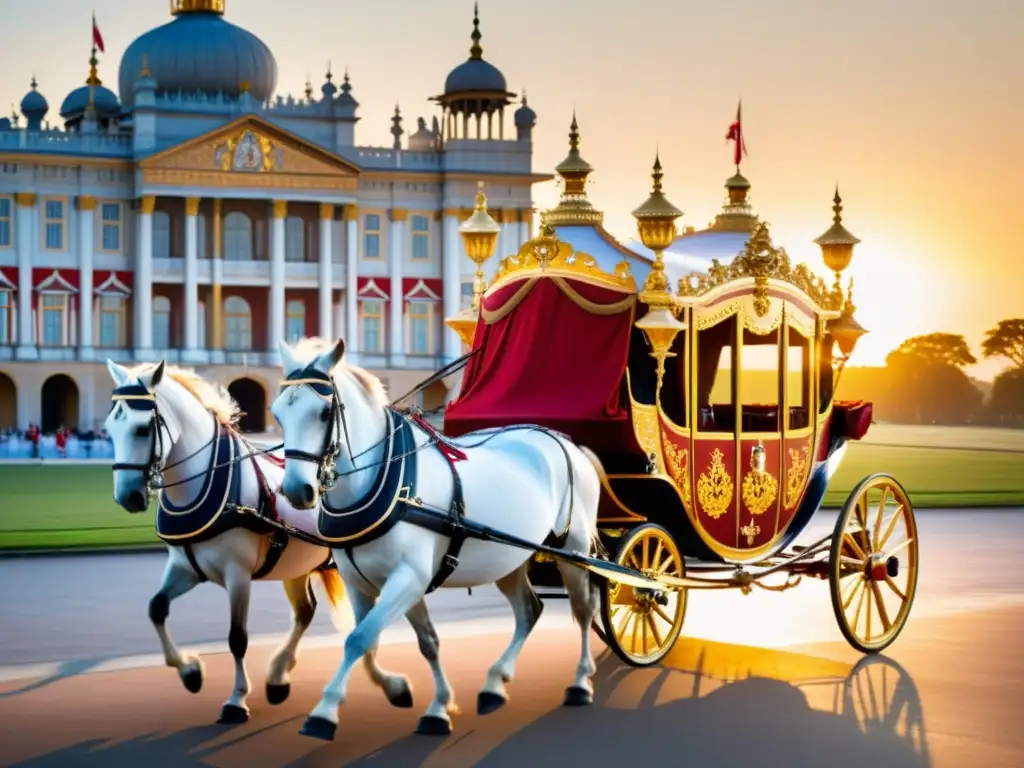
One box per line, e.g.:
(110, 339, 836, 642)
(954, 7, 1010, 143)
(440, 552, 460, 573)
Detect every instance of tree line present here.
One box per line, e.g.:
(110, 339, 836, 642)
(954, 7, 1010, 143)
(836, 319, 1024, 427)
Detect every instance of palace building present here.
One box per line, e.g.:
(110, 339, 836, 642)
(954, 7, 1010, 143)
(0, 0, 546, 433)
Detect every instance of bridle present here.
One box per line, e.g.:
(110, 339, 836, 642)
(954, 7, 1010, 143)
(278, 366, 354, 492)
(109, 382, 175, 496)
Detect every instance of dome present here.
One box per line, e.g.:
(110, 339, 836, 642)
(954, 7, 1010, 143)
(20, 78, 49, 122)
(118, 10, 277, 107)
(60, 85, 120, 118)
(514, 95, 536, 128)
(441, 5, 510, 98)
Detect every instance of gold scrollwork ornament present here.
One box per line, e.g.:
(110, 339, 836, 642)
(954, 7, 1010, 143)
(785, 446, 810, 508)
(663, 439, 692, 510)
(741, 441, 778, 516)
(740, 520, 761, 546)
(697, 447, 734, 520)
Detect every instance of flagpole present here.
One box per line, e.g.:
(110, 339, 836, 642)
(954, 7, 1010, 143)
(88, 12, 97, 115)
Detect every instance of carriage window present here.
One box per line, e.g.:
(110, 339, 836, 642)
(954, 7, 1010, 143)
(739, 328, 780, 433)
(819, 332, 835, 414)
(696, 315, 735, 432)
(788, 326, 811, 430)
(658, 326, 688, 427)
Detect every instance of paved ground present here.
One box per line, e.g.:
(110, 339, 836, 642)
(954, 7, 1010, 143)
(0, 509, 1022, 767)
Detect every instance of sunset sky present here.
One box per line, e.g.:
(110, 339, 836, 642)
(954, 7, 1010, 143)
(2, 0, 1020, 379)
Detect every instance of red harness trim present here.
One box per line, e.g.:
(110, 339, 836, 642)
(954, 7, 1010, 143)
(240, 433, 280, 520)
(407, 411, 467, 463)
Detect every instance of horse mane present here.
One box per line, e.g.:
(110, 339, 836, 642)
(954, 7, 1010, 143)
(128, 363, 241, 425)
(291, 336, 389, 408)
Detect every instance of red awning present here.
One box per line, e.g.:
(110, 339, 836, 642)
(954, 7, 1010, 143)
(0, 267, 16, 290)
(402, 278, 442, 300)
(356, 277, 390, 299)
(33, 268, 80, 292)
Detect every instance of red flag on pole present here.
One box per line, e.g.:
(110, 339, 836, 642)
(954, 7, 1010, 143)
(92, 13, 105, 53)
(725, 100, 747, 168)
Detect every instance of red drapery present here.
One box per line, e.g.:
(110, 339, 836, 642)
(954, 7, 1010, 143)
(445, 277, 635, 441)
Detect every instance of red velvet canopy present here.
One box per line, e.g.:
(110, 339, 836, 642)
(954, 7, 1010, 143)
(444, 275, 637, 449)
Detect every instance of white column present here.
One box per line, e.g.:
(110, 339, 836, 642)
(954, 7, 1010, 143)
(344, 205, 359, 356)
(15, 194, 36, 358)
(442, 208, 462, 360)
(318, 204, 333, 340)
(518, 209, 531, 250)
(134, 195, 154, 353)
(269, 200, 287, 354)
(388, 208, 406, 364)
(334, 298, 345, 342)
(78, 196, 95, 356)
(79, 373, 95, 433)
(183, 197, 200, 355)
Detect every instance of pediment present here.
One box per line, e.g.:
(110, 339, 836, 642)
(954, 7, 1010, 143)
(140, 115, 360, 192)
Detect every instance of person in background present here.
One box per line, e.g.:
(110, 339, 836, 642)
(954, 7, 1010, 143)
(55, 425, 68, 458)
(28, 423, 40, 458)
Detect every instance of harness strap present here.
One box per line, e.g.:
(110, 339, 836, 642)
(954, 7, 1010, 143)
(423, 424, 468, 594)
(253, 527, 290, 580)
(182, 542, 209, 583)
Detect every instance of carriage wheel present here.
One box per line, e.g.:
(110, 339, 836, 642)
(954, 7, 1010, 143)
(599, 523, 687, 667)
(829, 474, 919, 653)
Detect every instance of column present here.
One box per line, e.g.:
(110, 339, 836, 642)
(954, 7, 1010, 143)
(15, 193, 36, 359)
(441, 208, 462, 360)
(269, 200, 286, 355)
(134, 195, 155, 354)
(318, 203, 334, 340)
(77, 196, 96, 356)
(388, 208, 407, 364)
(210, 199, 224, 362)
(344, 205, 359, 357)
(501, 208, 519, 259)
(183, 197, 200, 357)
(521, 208, 534, 246)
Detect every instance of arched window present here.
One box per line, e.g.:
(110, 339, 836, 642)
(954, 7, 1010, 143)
(286, 299, 305, 342)
(152, 296, 171, 349)
(224, 296, 252, 350)
(285, 216, 305, 262)
(153, 211, 172, 259)
(223, 212, 253, 261)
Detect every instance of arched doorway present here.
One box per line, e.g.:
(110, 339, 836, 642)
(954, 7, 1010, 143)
(0, 372, 16, 430)
(41, 374, 79, 433)
(228, 378, 266, 433)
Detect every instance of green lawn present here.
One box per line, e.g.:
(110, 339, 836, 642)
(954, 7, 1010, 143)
(1, 425, 1022, 551)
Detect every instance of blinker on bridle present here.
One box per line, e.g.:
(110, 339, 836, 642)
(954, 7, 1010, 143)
(109, 382, 168, 493)
(279, 366, 353, 491)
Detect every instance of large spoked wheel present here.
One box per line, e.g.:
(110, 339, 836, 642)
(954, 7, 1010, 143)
(599, 523, 687, 667)
(829, 474, 919, 653)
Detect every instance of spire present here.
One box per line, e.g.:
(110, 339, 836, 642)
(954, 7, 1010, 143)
(140, 53, 153, 79)
(30, 75, 38, 92)
(391, 103, 404, 149)
(709, 166, 758, 233)
(86, 50, 102, 87)
(814, 186, 861, 247)
(543, 112, 602, 227)
(304, 74, 313, 102)
(469, 2, 483, 60)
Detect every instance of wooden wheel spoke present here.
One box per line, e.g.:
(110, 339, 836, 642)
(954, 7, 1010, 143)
(651, 539, 664, 574)
(641, 536, 650, 571)
(646, 613, 664, 649)
(865, 584, 873, 641)
(883, 538, 914, 559)
(878, 504, 905, 550)
(856, 496, 870, 549)
(872, 487, 890, 550)
(653, 603, 674, 625)
(884, 574, 907, 601)
(640, 610, 649, 654)
(843, 533, 867, 561)
(850, 579, 868, 633)
(631, 605, 642, 653)
(614, 608, 633, 642)
(843, 577, 865, 611)
(871, 581, 892, 632)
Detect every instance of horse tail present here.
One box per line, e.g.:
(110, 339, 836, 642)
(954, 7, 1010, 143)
(312, 566, 348, 632)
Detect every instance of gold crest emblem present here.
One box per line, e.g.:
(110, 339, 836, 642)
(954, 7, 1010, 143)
(741, 441, 778, 516)
(663, 439, 691, 510)
(697, 447, 734, 520)
(215, 130, 284, 173)
(785, 446, 810, 509)
(740, 520, 761, 546)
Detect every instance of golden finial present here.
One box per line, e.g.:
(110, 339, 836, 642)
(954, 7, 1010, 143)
(446, 180, 501, 346)
(814, 184, 860, 299)
(469, 2, 483, 59)
(543, 112, 600, 226)
(304, 74, 313, 101)
(171, 0, 226, 15)
(86, 52, 102, 87)
(140, 54, 152, 78)
(239, 80, 251, 94)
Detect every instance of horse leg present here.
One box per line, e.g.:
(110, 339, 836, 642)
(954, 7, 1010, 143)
(477, 562, 544, 716)
(556, 560, 599, 707)
(348, 586, 414, 709)
(149, 558, 204, 694)
(218, 565, 253, 724)
(266, 574, 316, 705)
(405, 599, 458, 735)
(300, 562, 426, 742)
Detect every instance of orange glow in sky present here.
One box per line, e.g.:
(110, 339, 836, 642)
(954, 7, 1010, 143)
(2, 0, 1020, 380)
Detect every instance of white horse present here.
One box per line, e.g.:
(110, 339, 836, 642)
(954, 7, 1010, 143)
(102, 360, 420, 723)
(272, 338, 603, 741)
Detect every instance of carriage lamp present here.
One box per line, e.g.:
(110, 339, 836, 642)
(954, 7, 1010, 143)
(829, 280, 867, 383)
(632, 154, 686, 382)
(445, 181, 502, 347)
(813, 187, 861, 305)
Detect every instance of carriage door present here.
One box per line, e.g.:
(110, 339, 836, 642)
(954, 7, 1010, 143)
(734, 301, 784, 554)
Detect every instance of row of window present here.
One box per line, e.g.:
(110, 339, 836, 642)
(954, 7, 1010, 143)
(0, 290, 440, 355)
(0, 198, 123, 252)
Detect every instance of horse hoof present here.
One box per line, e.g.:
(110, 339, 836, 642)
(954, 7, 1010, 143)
(563, 686, 593, 707)
(388, 681, 414, 708)
(416, 715, 452, 736)
(217, 704, 250, 724)
(299, 716, 337, 742)
(181, 666, 203, 694)
(266, 682, 291, 705)
(477, 691, 507, 716)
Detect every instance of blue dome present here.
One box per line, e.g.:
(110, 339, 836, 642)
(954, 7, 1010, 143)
(118, 12, 277, 106)
(21, 82, 49, 121)
(60, 85, 120, 118)
(444, 58, 508, 95)
(514, 101, 536, 128)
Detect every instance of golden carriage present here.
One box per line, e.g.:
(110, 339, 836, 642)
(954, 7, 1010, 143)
(442, 123, 919, 668)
